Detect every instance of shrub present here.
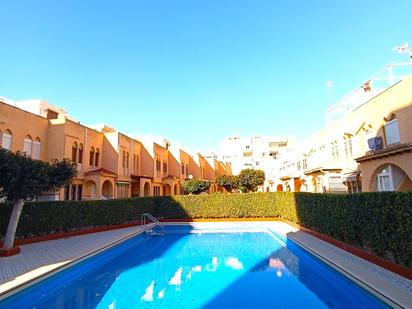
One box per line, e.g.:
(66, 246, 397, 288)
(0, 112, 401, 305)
(237, 169, 265, 192)
(215, 175, 239, 192)
(0, 192, 410, 268)
(182, 179, 210, 194)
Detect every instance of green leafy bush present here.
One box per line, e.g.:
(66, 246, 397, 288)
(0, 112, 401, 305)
(182, 179, 210, 194)
(237, 169, 265, 192)
(215, 175, 239, 192)
(0, 192, 410, 268)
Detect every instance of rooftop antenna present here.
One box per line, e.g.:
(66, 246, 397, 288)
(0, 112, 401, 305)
(390, 42, 411, 85)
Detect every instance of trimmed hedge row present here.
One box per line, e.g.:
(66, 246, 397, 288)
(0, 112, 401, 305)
(0, 192, 411, 268)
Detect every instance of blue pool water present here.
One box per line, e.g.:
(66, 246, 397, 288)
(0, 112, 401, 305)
(0, 226, 388, 308)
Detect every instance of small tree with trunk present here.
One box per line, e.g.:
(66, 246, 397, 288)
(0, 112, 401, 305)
(215, 175, 239, 193)
(0, 149, 77, 253)
(182, 179, 210, 195)
(237, 169, 265, 193)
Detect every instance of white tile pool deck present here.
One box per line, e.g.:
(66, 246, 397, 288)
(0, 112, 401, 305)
(0, 221, 411, 308)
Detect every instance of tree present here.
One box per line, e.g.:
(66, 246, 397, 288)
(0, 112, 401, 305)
(215, 175, 239, 193)
(0, 149, 77, 251)
(237, 169, 265, 193)
(182, 179, 210, 195)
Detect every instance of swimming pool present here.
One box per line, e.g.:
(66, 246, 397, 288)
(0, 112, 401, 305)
(0, 224, 388, 308)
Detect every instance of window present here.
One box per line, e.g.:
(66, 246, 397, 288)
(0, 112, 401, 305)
(376, 165, 394, 191)
(77, 184, 83, 200)
(95, 148, 100, 166)
(163, 161, 167, 174)
(71, 142, 78, 162)
(331, 141, 339, 160)
(126, 152, 129, 169)
(78, 144, 83, 164)
(33, 138, 41, 160)
(122, 151, 126, 168)
(135, 155, 139, 174)
(23, 135, 33, 155)
(155, 157, 161, 173)
(181, 164, 185, 175)
(346, 180, 362, 194)
(117, 183, 130, 198)
(385, 118, 400, 145)
(186, 164, 189, 175)
(71, 185, 77, 201)
(344, 137, 352, 158)
(1, 130, 12, 150)
(153, 185, 161, 196)
(89, 147, 95, 166)
(64, 185, 70, 200)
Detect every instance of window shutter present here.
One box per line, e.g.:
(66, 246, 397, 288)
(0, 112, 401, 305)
(23, 138, 33, 155)
(2, 134, 12, 150)
(33, 141, 41, 159)
(385, 120, 400, 145)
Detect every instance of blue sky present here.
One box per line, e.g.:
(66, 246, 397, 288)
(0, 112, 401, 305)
(1, 0, 411, 152)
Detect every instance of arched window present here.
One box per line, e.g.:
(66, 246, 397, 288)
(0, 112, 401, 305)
(89, 147, 95, 166)
(78, 143, 84, 164)
(133, 154, 138, 174)
(344, 136, 353, 158)
(135, 155, 139, 173)
(122, 150, 126, 168)
(2, 129, 12, 150)
(33, 137, 41, 160)
(71, 142, 78, 162)
(376, 165, 394, 191)
(23, 135, 33, 155)
(331, 141, 339, 160)
(126, 152, 129, 169)
(95, 148, 100, 167)
(384, 115, 400, 145)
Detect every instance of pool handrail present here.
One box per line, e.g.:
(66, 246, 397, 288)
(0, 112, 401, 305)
(141, 213, 165, 235)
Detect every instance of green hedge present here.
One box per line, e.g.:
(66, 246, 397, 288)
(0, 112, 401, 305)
(0, 192, 411, 268)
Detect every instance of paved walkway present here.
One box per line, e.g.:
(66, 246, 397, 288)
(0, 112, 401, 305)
(285, 229, 412, 308)
(0, 226, 144, 295)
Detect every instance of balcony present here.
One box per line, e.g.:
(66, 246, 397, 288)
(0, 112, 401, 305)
(356, 142, 412, 163)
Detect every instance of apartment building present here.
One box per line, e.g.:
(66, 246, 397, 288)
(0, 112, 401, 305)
(219, 135, 293, 191)
(0, 98, 231, 200)
(220, 136, 292, 174)
(273, 64, 412, 193)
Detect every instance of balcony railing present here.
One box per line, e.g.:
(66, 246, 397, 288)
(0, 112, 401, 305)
(325, 61, 412, 123)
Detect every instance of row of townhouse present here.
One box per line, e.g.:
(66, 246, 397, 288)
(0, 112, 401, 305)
(271, 65, 412, 193)
(0, 98, 231, 201)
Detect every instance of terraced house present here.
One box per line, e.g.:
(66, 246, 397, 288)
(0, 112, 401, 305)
(0, 98, 231, 200)
(273, 64, 412, 193)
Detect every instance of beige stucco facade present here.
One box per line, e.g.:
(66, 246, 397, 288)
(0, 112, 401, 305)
(274, 75, 412, 193)
(0, 99, 231, 200)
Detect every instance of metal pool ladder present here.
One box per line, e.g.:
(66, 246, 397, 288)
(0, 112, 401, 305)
(141, 213, 165, 236)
